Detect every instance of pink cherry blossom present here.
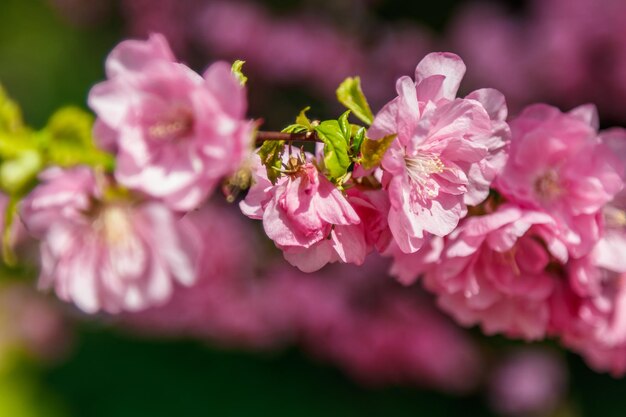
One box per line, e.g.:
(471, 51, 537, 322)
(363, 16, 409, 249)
(496, 104, 624, 258)
(0, 282, 73, 362)
(20, 167, 200, 314)
(487, 349, 568, 417)
(368, 52, 510, 254)
(420, 205, 562, 340)
(240, 153, 366, 272)
(551, 264, 626, 376)
(123, 202, 294, 349)
(552, 172, 626, 374)
(88, 33, 253, 211)
(344, 186, 392, 253)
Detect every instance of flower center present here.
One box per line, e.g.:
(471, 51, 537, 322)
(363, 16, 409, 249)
(149, 107, 194, 141)
(94, 206, 134, 246)
(534, 170, 562, 202)
(404, 154, 445, 199)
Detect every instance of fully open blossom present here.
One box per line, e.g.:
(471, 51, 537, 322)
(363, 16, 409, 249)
(240, 153, 366, 272)
(496, 104, 623, 258)
(20, 167, 199, 314)
(88, 33, 253, 211)
(368, 52, 509, 254)
(420, 205, 562, 340)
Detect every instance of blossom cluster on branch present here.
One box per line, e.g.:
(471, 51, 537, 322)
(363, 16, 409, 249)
(2, 33, 626, 377)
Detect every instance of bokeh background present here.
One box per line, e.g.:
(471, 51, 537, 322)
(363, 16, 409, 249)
(2, 0, 626, 416)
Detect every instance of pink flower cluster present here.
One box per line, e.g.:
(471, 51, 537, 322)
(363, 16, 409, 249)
(241, 52, 507, 272)
(18, 34, 253, 314)
(11, 30, 626, 379)
(388, 103, 626, 375)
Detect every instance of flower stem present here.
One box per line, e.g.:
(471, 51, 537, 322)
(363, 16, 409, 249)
(255, 130, 320, 144)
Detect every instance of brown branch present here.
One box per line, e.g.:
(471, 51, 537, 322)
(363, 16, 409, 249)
(255, 130, 320, 145)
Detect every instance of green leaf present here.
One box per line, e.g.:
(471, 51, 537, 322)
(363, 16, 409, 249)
(45, 106, 95, 147)
(40, 107, 114, 170)
(257, 140, 285, 185)
(282, 124, 309, 134)
(231, 60, 248, 86)
(336, 77, 374, 125)
(295, 106, 313, 130)
(0, 150, 42, 195)
(0, 132, 38, 160)
(360, 134, 396, 170)
(338, 111, 351, 139)
(46, 143, 114, 171)
(0, 85, 23, 134)
(352, 126, 365, 156)
(314, 120, 351, 180)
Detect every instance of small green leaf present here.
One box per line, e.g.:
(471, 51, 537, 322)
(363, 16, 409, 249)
(231, 60, 248, 86)
(0, 85, 23, 134)
(282, 124, 309, 134)
(39, 107, 114, 170)
(338, 111, 351, 140)
(0, 150, 42, 195)
(295, 106, 313, 130)
(314, 120, 351, 180)
(46, 143, 114, 171)
(257, 140, 285, 184)
(45, 106, 95, 147)
(352, 126, 365, 156)
(336, 77, 374, 125)
(360, 134, 396, 169)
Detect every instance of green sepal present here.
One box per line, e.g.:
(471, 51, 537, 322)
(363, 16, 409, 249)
(314, 120, 351, 180)
(359, 134, 396, 170)
(231, 60, 248, 86)
(336, 77, 374, 125)
(257, 140, 285, 185)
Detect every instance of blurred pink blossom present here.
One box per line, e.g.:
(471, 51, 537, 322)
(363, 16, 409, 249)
(496, 104, 623, 259)
(487, 349, 567, 417)
(450, 0, 626, 121)
(123, 202, 294, 348)
(21, 167, 200, 314)
(89, 33, 254, 211)
(0, 283, 73, 362)
(421, 205, 561, 340)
